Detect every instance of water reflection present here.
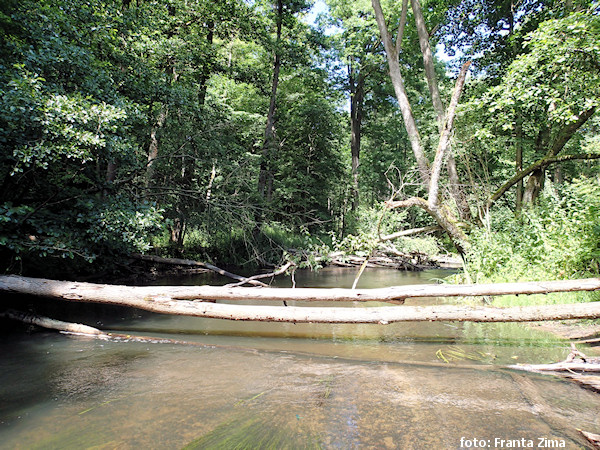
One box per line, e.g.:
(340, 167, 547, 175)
(0, 268, 598, 449)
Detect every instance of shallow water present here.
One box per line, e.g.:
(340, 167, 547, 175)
(0, 268, 598, 449)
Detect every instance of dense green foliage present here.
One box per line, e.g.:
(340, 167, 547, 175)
(0, 0, 598, 284)
(466, 178, 600, 282)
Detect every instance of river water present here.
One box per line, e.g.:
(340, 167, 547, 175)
(0, 267, 598, 449)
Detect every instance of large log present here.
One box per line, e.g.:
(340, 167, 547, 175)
(1, 275, 599, 303)
(1, 275, 600, 323)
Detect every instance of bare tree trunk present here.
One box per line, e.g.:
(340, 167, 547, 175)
(2, 275, 600, 324)
(350, 62, 365, 210)
(372, 0, 430, 187)
(410, 0, 472, 222)
(410, 0, 444, 125)
(0, 309, 102, 335)
(372, 0, 472, 253)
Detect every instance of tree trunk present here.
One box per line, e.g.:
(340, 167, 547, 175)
(372, 0, 472, 253)
(4, 275, 599, 303)
(488, 106, 596, 207)
(489, 151, 600, 207)
(522, 168, 545, 205)
(146, 105, 168, 186)
(372, 0, 430, 187)
(514, 116, 523, 212)
(2, 275, 600, 324)
(350, 62, 365, 210)
(410, 0, 472, 222)
(0, 309, 102, 335)
(258, 0, 283, 201)
(198, 19, 214, 107)
(410, 0, 444, 126)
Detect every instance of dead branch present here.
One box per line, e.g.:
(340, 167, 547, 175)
(131, 253, 268, 287)
(0, 309, 102, 335)
(226, 261, 294, 287)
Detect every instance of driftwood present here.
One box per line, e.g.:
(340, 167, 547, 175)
(0, 309, 102, 335)
(2, 275, 600, 323)
(226, 261, 294, 287)
(330, 252, 431, 271)
(579, 430, 600, 449)
(510, 344, 600, 374)
(510, 362, 600, 373)
(131, 254, 269, 287)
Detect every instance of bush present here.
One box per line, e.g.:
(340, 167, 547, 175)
(460, 176, 600, 305)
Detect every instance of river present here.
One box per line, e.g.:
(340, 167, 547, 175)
(0, 267, 598, 449)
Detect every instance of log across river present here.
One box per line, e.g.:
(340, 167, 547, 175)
(2, 275, 600, 324)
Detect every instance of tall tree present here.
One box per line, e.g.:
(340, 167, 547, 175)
(257, 0, 312, 201)
(371, 0, 471, 252)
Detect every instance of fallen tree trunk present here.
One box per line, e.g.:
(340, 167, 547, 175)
(2, 275, 600, 323)
(579, 430, 600, 448)
(2, 275, 600, 303)
(0, 309, 102, 335)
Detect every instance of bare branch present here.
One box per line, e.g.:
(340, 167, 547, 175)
(488, 151, 600, 207)
(411, 0, 445, 127)
(429, 61, 471, 209)
(395, 0, 408, 54)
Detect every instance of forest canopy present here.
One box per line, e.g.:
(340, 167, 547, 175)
(0, 0, 598, 281)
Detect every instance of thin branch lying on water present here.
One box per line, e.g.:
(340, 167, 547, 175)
(226, 261, 294, 287)
(131, 253, 268, 287)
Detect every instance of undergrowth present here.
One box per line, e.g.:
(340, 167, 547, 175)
(456, 177, 600, 306)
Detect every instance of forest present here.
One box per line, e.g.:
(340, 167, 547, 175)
(1, 0, 599, 293)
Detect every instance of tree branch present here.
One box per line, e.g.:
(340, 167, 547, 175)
(428, 61, 471, 209)
(411, 0, 445, 127)
(395, 0, 408, 54)
(488, 152, 600, 207)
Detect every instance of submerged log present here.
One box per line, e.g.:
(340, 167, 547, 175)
(1, 275, 600, 323)
(0, 309, 102, 335)
(509, 362, 600, 373)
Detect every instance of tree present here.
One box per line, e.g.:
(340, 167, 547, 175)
(257, 0, 313, 201)
(371, 0, 471, 252)
(479, 8, 600, 207)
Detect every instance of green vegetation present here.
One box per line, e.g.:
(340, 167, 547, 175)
(0, 0, 598, 294)
(459, 177, 600, 306)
